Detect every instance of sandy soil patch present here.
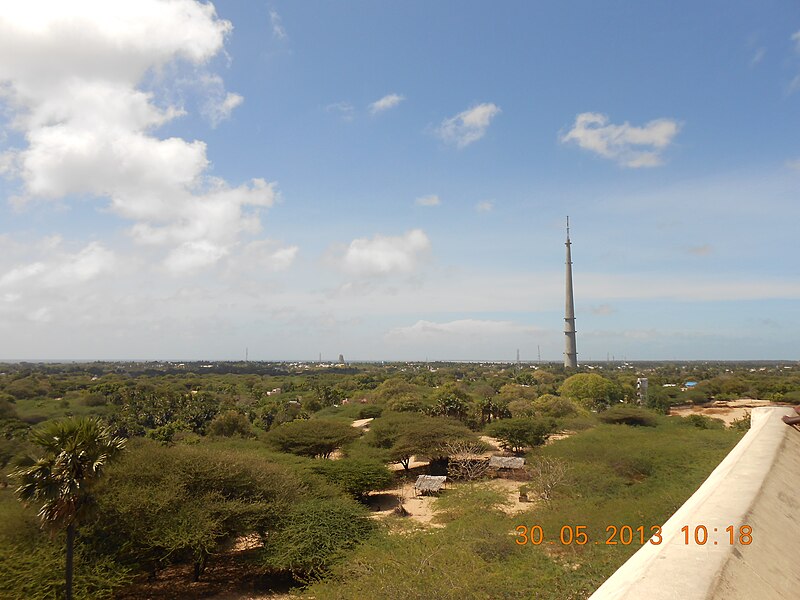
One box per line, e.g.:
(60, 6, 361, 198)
(669, 398, 776, 425)
(351, 417, 373, 429)
(478, 435, 502, 452)
(484, 478, 535, 515)
(366, 481, 441, 526)
(670, 399, 785, 425)
(546, 430, 575, 445)
(387, 456, 430, 471)
(367, 476, 535, 527)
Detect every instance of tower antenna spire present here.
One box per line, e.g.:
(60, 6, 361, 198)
(564, 216, 578, 368)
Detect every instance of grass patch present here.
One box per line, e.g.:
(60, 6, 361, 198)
(306, 413, 743, 599)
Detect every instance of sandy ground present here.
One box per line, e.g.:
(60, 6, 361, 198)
(366, 480, 441, 525)
(366, 476, 534, 527)
(350, 417, 373, 429)
(478, 435, 502, 451)
(387, 456, 431, 471)
(670, 398, 785, 425)
(485, 478, 536, 515)
(546, 430, 576, 444)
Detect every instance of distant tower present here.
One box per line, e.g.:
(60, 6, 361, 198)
(564, 217, 578, 368)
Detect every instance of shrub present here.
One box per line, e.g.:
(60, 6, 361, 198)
(559, 373, 623, 410)
(533, 394, 581, 419)
(92, 440, 305, 581)
(485, 418, 556, 452)
(443, 440, 491, 481)
(385, 397, 427, 413)
(367, 412, 476, 469)
(262, 497, 376, 582)
(729, 413, 751, 432)
(507, 399, 536, 418)
(0, 397, 18, 420)
(684, 414, 725, 430)
(82, 393, 107, 407)
(267, 418, 360, 458)
(526, 457, 570, 506)
(311, 458, 394, 499)
(358, 405, 383, 419)
(0, 541, 131, 600)
(208, 410, 253, 438)
(598, 406, 658, 427)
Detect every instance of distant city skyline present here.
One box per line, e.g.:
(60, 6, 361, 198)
(0, 1, 799, 361)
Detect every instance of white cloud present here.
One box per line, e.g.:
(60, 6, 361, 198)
(269, 9, 287, 41)
(0, 1, 274, 272)
(199, 74, 244, 127)
(0, 241, 116, 289)
(436, 103, 501, 148)
(560, 112, 681, 167)
(475, 200, 494, 212)
(387, 319, 537, 340)
(793, 30, 800, 51)
(749, 47, 766, 67)
(163, 240, 228, 273)
(415, 194, 440, 207)
(591, 304, 615, 316)
(325, 101, 354, 121)
(239, 240, 299, 272)
(369, 93, 404, 115)
(339, 229, 430, 276)
(787, 158, 800, 171)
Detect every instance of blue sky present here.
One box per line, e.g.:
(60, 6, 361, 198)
(0, 1, 799, 361)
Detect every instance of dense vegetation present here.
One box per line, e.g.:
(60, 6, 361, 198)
(0, 360, 797, 599)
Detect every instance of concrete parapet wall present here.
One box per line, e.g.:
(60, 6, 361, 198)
(588, 407, 800, 600)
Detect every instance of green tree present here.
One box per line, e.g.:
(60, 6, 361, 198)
(532, 394, 581, 418)
(263, 497, 376, 582)
(429, 383, 471, 421)
(311, 458, 394, 499)
(559, 373, 623, 410)
(267, 418, 360, 457)
(367, 412, 475, 469)
(485, 418, 556, 453)
(207, 410, 253, 437)
(92, 440, 302, 582)
(11, 417, 126, 600)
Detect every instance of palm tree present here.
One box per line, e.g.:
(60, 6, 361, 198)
(12, 416, 126, 600)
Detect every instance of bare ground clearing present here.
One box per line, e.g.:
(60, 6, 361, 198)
(670, 398, 788, 425)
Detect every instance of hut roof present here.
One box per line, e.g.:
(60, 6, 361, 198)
(414, 475, 447, 492)
(489, 456, 526, 469)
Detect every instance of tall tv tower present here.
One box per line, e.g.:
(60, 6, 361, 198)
(564, 217, 578, 368)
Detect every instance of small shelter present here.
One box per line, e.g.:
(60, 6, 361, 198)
(414, 475, 447, 496)
(488, 456, 526, 470)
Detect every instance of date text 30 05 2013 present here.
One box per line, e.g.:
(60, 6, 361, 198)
(514, 524, 753, 546)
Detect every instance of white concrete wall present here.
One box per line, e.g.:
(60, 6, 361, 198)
(588, 407, 800, 600)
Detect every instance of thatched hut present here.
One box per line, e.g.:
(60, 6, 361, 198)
(414, 475, 447, 496)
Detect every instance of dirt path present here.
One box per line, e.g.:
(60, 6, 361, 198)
(670, 398, 787, 425)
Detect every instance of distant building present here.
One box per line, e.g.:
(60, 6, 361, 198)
(636, 378, 649, 404)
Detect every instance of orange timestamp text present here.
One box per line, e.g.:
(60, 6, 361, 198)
(514, 524, 753, 546)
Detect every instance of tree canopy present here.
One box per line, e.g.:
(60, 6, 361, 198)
(367, 412, 475, 469)
(266, 418, 360, 458)
(485, 417, 556, 453)
(12, 417, 126, 600)
(559, 374, 623, 410)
